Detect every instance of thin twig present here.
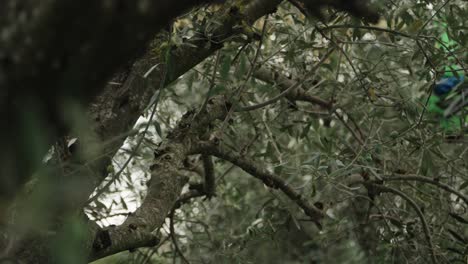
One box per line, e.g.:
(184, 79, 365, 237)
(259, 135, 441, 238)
(381, 174, 468, 205)
(195, 50, 222, 119)
(334, 110, 365, 145)
(237, 48, 335, 112)
(168, 190, 204, 264)
(417, 0, 452, 37)
(217, 16, 269, 135)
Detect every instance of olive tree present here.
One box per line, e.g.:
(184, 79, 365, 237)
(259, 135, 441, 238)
(0, 0, 466, 263)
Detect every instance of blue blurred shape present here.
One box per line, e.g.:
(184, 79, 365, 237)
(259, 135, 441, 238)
(434, 75, 464, 95)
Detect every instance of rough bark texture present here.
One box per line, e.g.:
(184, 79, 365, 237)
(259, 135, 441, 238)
(91, 95, 231, 260)
(89, 225, 159, 262)
(0, 0, 225, 205)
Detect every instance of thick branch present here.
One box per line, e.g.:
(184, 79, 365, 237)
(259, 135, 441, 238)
(122, 96, 230, 231)
(87, 96, 230, 259)
(202, 155, 216, 198)
(89, 226, 159, 262)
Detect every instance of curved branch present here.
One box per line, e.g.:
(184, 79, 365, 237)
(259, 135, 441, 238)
(168, 190, 204, 264)
(369, 184, 438, 264)
(382, 174, 468, 205)
(196, 141, 324, 221)
(123, 96, 230, 232)
(253, 65, 366, 144)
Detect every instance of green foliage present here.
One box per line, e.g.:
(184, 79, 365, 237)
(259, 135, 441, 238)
(90, 1, 468, 263)
(51, 217, 89, 264)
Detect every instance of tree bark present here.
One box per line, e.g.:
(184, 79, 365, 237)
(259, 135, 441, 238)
(0, 0, 225, 206)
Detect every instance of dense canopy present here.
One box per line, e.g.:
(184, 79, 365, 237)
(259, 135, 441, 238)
(0, 0, 467, 263)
